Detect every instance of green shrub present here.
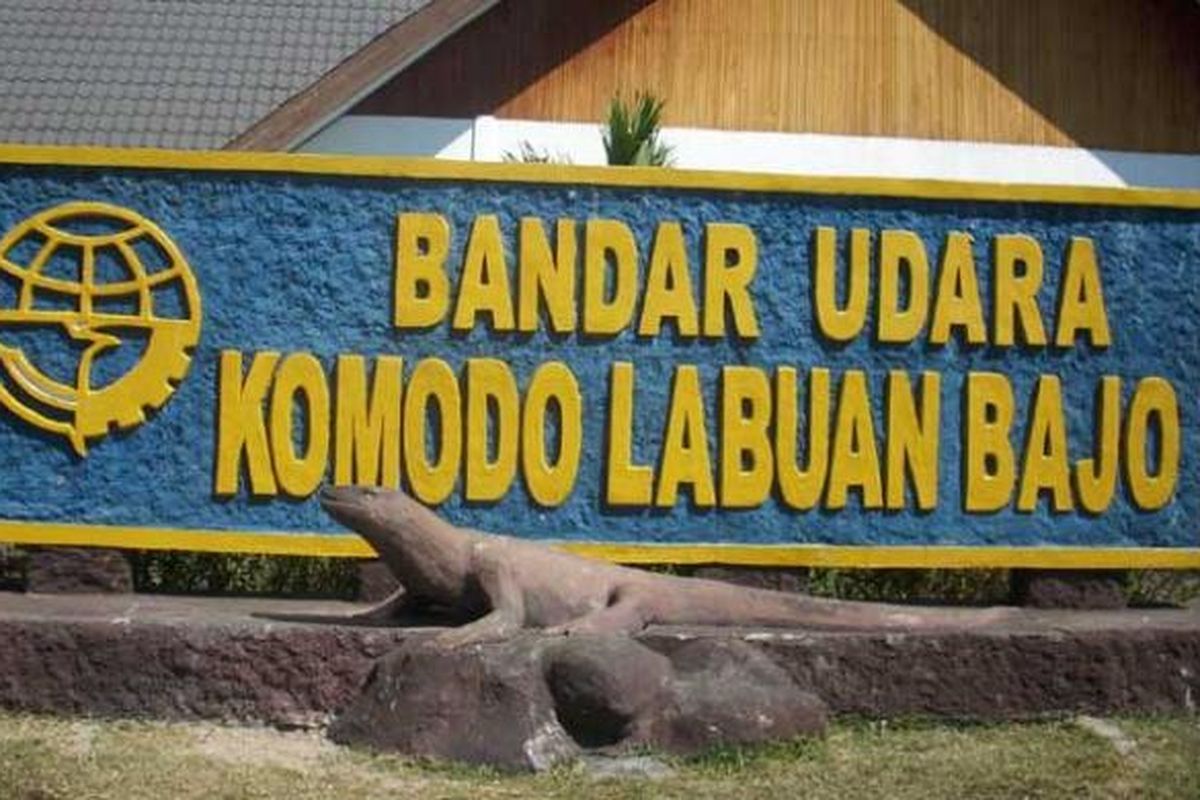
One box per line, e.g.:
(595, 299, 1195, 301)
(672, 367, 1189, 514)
(129, 551, 358, 598)
(0, 544, 24, 591)
(1126, 569, 1200, 607)
(804, 568, 1012, 605)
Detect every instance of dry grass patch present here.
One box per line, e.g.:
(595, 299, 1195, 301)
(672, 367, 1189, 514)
(0, 712, 1196, 799)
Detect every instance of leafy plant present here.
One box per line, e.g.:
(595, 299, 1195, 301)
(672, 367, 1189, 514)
(602, 91, 674, 167)
(0, 544, 24, 591)
(129, 551, 358, 598)
(785, 568, 1012, 605)
(501, 141, 572, 165)
(1126, 569, 1200, 607)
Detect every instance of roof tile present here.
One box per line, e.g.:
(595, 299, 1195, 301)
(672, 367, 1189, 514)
(0, 0, 434, 149)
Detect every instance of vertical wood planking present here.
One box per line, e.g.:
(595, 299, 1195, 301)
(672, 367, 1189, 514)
(354, 0, 1200, 153)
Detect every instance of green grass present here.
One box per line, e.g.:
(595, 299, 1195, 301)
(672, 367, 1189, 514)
(0, 713, 1196, 799)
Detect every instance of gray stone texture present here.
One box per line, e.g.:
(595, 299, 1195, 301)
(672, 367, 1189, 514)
(330, 634, 827, 770)
(24, 547, 132, 593)
(0, 593, 1196, 734)
(542, 635, 674, 747)
(329, 635, 582, 771)
(0, 594, 407, 726)
(661, 639, 827, 753)
(1010, 569, 1128, 609)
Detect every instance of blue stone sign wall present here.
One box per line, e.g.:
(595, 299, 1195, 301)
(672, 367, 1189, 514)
(0, 146, 1196, 567)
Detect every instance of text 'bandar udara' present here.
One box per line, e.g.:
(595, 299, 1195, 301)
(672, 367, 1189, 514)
(212, 214, 1181, 514)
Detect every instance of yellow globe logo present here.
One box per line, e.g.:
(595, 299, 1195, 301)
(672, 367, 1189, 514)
(0, 202, 201, 455)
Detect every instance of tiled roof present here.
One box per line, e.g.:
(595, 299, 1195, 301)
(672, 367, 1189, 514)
(0, 0, 433, 149)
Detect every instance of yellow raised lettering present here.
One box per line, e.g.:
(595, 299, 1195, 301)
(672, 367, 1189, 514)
(605, 362, 653, 505)
(453, 214, 514, 332)
(403, 358, 461, 504)
(394, 212, 450, 328)
(517, 217, 576, 333)
(993, 233, 1047, 346)
(965, 372, 1015, 512)
(334, 354, 402, 489)
(826, 370, 883, 509)
(877, 229, 929, 343)
(1125, 377, 1180, 510)
(814, 226, 870, 342)
(1055, 237, 1111, 348)
(522, 362, 583, 506)
(720, 366, 773, 508)
(639, 221, 699, 337)
(1017, 375, 1072, 512)
(269, 352, 330, 498)
(657, 365, 716, 507)
(464, 358, 519, 502)
(885, 371, 940, 510)
(776, 367, 830, 510)
(214, 350, 279, 496)
(703, 222, 759, 339)
(1074, 376, 1120, 514)
(584, 218, 638, 335)
(930, 232, 987, 345)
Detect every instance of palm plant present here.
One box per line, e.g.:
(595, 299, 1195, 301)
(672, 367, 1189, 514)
(602, 92, 674, 167)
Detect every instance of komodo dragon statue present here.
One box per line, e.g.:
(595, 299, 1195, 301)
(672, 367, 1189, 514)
(318, 485, 1011, 647)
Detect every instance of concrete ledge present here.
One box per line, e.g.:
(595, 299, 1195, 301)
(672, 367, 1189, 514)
(0, 593, 1196, 727)
(648, 613, 1200, 719)
(0, 594, 410, 727)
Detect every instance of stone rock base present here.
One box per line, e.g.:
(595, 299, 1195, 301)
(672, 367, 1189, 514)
(25, 547, 132, 594)
(1, 593, 1196, 742)
(1010, 569, 1127, 609)
(329, 634, 827, 771)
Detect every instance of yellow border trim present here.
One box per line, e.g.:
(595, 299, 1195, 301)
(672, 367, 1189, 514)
(0, 144, 1197, 569)
(0, 520, 1197, 569)
(2, 142, 1200, 210)
(0, 521, 377, 558)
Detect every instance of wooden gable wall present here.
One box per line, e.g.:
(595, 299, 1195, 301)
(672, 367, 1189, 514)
(353, 0, 1200, 153)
